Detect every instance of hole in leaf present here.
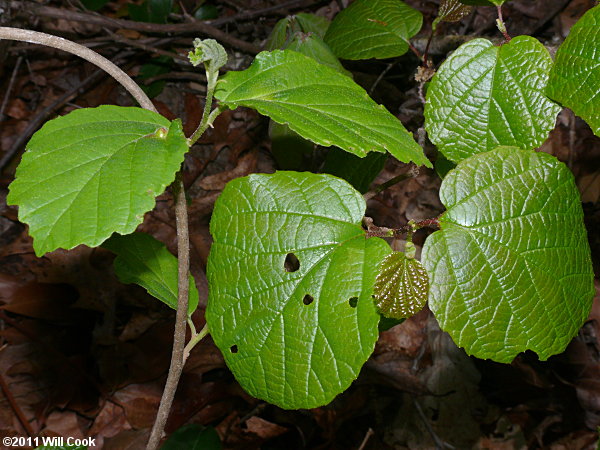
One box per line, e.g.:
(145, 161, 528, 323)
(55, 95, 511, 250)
(303, 294, 314, 305)
(349, 297, 358, 308)
(284, 253, 300, 272)
(230, 345, 238, 354)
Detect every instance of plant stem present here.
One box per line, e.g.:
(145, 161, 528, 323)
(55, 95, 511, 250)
(364, 217, 440, 239)
(496, 6, 511, 42)
(147, 55, 221, 447)
(0, 27, 156, 112)
(422, 25, 436, 67)
(187, 59, 224, 146)
(188, 97, 219, 147)
(183, 323, 209, 361)
(146, 176, 190, 450)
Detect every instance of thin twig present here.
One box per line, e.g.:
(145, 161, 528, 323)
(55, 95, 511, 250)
(412, 397, 453, 449)
(142, 71, 207, 86)
(0, 365, 35, 436)
(357, 428, 374, 450)
(364, 166, 419, 201)
(0, 27, 156, 111)
(0, 55, 23, 121)
(369, 59, 398, 95)
(146, 177, 191, 450)
(10, 1, 261, 55)
(364, 217, 440, 239)
(496, 5, 511, 42)
(211, 0, 318, 26)
(102, 28, 188, 61)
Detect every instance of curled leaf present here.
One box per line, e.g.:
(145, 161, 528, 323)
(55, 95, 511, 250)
(188, 38, 227, 83)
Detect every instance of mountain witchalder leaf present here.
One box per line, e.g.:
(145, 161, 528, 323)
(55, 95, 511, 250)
(206, 172, 391, 409)
(547, 5, 600, 137)
(373, 250, 429, 319)
(287, 33, 352, 77)
(215, 50, 430, 167)
(422, 147, 595, 363)
(7, 106, 189, 256)
(424, 36, 560, 163)
(324, 0, 422, 60)
(103, 232, 199, 316)
(435, 0, 473, 25)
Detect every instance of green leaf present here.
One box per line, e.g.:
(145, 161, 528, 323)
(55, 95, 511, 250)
(103, 232, 199, 315)
(435, 0, 474, 26)
(422, 147, 595, 363)
(162, 424, 221, 450)
(194, 3, 218, 20)
(7, 106, 188, 256)
(295, 13, 330, 38)
(373, 250, 429, 319)
(287, 33, 352, 77)
(128, 0, 173, 23)
(265, 13, 330, 51)
(324, 0, 423, 60)
(322, 147, 386, 194)
(424, 36, 560, 163)
(206, 172, 391, 409)
(215, 50, 430, 167)
(265, 17, 291, 50)
(547, 5, 600, 137)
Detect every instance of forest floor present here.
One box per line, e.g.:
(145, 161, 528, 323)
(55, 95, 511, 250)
(0, 0, 599, 448)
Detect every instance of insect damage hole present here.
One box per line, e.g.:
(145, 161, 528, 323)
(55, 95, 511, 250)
(348, 297, 358, 308)
(284, 253, 300, 272)
(230, 345, 238, 354)
(303, 294, 314, 305)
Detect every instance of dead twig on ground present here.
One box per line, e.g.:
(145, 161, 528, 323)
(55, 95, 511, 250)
(10, 1, 261, 55)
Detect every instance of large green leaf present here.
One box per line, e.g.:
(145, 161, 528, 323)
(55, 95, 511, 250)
(103, 232, 199, 315)
(324, 0, 423, 60)
(206, 172, 391, 409)
(215, 50, 430, 167)
(422, 147, 594, 363)
(7, 106, 188, 256)
(287, 33, 352, 77)
(424, 36, 560, 163)
(547, 5, 600, 137)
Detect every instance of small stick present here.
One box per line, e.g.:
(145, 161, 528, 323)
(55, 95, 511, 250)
(364, 166, 419, 201)
(0, 55, 23, 121)
(0, 66, 107, 171)
(357, 428, 374, 450)
(9, 2, 261, 54)
(0, 367, 35, 436)
(0, 27, 156, 111)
